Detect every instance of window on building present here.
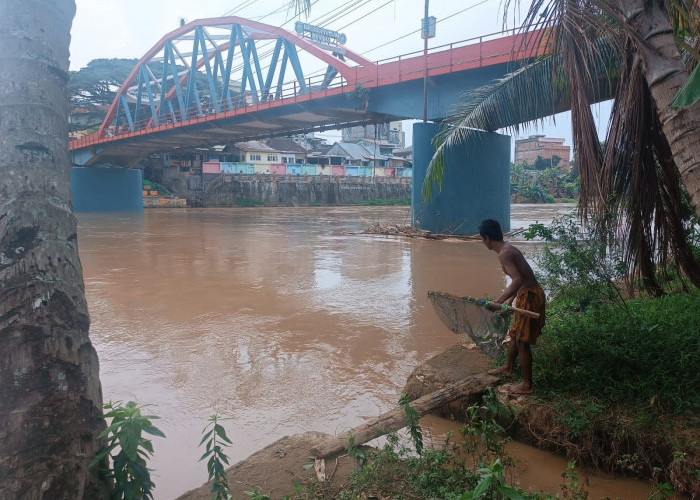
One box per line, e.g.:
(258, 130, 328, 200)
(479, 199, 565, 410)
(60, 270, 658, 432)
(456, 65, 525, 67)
(267, 155, 278, 162)
(249, 154, 261, 161)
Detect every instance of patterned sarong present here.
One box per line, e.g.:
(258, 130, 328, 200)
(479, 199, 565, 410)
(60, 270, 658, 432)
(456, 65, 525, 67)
(508, 286, 546, 345)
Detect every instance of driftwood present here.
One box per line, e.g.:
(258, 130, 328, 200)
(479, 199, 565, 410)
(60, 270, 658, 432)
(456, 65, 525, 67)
(362, 222, 527, 241)
(310, 373, 500, 458)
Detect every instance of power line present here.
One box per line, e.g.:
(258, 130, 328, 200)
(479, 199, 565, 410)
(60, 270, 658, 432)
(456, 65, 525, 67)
(360, 0, 493, 56)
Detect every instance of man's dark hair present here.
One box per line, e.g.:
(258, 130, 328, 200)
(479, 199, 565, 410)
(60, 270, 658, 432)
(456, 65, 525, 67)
(479, 219, 503, 241)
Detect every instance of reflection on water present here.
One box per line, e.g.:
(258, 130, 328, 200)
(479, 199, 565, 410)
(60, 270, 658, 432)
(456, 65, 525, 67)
(78, 204, 652, 500)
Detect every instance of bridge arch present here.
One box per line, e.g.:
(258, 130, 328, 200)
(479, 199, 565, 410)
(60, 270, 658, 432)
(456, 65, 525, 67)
(98, 16, 378, 138)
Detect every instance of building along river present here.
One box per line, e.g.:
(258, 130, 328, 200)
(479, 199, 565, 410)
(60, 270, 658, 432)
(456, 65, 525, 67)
(77, 204, 659, 499)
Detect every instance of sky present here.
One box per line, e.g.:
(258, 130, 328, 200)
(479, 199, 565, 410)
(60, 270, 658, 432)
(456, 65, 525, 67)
(70, 0, 612, 156)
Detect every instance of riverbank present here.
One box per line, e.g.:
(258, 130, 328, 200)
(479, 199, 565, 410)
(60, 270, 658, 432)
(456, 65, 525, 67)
(177, 336, 698, 499)
(176, 288, 699, 500)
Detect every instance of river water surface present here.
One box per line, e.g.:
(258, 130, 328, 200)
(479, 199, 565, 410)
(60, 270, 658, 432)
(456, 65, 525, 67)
(76, 204, 658, 499)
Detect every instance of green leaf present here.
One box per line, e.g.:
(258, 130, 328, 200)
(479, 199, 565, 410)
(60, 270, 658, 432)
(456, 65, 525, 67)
(670, 64, 700, 109)
(215, 424, 233, 444)
(495, 484, 526, 500)
(143, 424, 165, 438)
(199, 429, 214, 446)
(470, 475, 493, 499)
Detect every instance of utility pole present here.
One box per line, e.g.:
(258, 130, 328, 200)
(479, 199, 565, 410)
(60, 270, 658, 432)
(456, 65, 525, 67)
(422, 1, 435, 122)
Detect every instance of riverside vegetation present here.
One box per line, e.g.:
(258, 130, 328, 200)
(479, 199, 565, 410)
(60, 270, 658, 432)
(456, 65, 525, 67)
(92, 215, 699, 499)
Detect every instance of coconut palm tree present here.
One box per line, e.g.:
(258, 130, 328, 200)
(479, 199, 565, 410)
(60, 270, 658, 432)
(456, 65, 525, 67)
(1, 1, 314, 497)
(425, 0, 700, 293)
(0, 0, 109, 497)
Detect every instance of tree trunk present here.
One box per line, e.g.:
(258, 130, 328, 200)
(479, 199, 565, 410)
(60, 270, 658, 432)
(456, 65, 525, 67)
(310, 374, 500, 458)
(620, 0, 700, 216)
(0, 1, 109, 498)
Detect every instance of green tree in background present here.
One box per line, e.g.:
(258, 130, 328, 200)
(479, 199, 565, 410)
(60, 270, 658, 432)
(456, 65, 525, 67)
(68, 58, 137, 133)
(69, 58, 138, 108)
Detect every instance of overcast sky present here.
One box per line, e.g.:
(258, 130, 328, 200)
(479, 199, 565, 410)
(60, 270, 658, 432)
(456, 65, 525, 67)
(70, 0, 611, 154)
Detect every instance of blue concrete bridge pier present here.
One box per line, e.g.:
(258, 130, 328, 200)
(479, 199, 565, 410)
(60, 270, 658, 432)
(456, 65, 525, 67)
(411, 122, 510, 236)
(70, 166, 143, 212)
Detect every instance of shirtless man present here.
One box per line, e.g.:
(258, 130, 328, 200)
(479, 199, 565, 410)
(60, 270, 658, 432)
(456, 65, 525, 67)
(479, 219, 546, 394)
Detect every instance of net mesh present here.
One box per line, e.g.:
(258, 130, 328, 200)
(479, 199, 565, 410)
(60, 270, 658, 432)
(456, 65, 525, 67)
(428, 291, 510, 358)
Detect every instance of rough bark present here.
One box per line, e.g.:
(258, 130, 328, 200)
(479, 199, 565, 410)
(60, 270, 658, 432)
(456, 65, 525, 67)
(0, 1, 108, 498)
(620, 0, 700, 216)
(310, 373, 500, 458)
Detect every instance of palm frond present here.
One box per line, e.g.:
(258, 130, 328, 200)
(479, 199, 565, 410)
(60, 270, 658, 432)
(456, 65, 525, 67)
(596, 46, 700, 291)
(422, 56, 560, 202)
(423, 35, 619, 202)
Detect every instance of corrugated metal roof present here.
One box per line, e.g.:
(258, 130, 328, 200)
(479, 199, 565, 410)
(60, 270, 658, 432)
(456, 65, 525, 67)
(325, 142, 371, 160)
(264, 137, 308, 154)
(234, 140, 276, 152)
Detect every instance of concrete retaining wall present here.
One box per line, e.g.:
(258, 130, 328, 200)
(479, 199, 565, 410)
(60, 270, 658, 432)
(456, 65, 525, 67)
(202, 174, 411, 207)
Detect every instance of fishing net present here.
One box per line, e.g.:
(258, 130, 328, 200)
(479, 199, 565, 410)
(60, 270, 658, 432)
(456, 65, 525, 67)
(428, 291, 511, 358)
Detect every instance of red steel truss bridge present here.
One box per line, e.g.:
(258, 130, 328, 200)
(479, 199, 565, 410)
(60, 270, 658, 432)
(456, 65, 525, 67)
(69, 16, 548, 167)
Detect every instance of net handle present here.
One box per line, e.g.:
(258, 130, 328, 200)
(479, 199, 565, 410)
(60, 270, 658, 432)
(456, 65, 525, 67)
(428, 291, 541, 319)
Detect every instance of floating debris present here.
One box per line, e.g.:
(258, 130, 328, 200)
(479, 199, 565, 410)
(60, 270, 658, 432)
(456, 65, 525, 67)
(362, 222, 526, 240)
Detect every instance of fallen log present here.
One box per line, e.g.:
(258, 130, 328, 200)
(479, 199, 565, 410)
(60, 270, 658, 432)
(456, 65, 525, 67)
(311, 373, 500, 458)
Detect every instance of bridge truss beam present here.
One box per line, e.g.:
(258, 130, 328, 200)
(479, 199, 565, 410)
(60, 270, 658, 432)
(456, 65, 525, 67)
(100, 16, 376, 138)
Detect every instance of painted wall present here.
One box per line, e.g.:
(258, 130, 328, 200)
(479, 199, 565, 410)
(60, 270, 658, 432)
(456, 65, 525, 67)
(301, 165, 316, 176)
(202, 162, 220, 174)
(411, 122, 510, 236)
(286, 164, 302, 175)
(270, 163, 286, 175)
(397, 167, 413, 178)
(71, 167, 143, 212)
(254, 163, 270, 175)
(192, 161, 410, 179)
(221, 162, 255, 174)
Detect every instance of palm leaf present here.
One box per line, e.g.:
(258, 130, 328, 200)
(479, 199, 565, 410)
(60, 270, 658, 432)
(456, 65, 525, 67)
(423, 35, 619, 202)
(670, 63, 700, 108)
(423, 55, 560, 202)
(598, 46, 700, 291)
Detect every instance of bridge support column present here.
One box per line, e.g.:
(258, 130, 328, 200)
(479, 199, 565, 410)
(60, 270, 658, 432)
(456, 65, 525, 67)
(411, 123, 510, 236)
(71, 167, 143, 212)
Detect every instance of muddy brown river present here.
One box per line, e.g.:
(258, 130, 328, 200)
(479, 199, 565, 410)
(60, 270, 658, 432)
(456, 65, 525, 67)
(76, 204, 661, 499)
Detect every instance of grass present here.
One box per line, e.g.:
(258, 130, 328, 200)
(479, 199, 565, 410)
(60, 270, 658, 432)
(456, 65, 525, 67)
(534, 290, 700, 415)
(488, 288, 700, 495)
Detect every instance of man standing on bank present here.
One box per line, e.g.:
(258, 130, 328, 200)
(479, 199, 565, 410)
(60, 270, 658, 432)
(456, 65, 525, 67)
(479, 219, 546, 394)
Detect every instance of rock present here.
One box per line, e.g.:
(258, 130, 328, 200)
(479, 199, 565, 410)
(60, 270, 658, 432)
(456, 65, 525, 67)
(402, 342, 492, 421)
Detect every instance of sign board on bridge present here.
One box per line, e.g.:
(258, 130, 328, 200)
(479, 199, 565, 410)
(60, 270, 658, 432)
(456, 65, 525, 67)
(295, 21, 347, 51)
